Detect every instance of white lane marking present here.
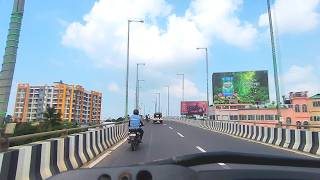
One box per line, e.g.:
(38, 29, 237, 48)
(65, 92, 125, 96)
(163, 124, 167, 126)
(196, 146, 206, 152)
(83, 138, 127, 168)
(218, 163, 231, 169)
(169, 126, 173, 130)
(177, 132, 184, 138)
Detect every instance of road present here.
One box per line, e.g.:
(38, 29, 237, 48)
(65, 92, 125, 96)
(95, 120, 316, 171)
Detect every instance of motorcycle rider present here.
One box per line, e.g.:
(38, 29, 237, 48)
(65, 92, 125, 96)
(129, 109, 144, 141)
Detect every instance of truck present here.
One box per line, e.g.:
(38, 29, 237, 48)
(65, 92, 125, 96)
(153, 112, 163, 124)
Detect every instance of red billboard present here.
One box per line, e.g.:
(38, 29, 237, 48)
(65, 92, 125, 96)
(181, 101, 208, 115)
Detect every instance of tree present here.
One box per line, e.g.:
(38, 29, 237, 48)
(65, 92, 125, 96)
(43, 106, 61, 127)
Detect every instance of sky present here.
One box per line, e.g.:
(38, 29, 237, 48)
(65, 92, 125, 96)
(1, 0, 320, 118)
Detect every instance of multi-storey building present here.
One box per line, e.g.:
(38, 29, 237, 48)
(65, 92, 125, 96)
(309, 94, 320, 123)
(13, 82, 102, 123)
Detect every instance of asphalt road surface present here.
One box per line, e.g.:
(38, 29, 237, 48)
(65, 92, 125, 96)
(95, 120, 317, 172)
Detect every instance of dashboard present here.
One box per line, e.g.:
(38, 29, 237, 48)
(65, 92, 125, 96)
(49, 164, 320, 180)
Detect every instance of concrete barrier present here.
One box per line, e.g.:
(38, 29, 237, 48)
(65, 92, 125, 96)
(173, 119, 320, 158)
(0, 123, 128, 180)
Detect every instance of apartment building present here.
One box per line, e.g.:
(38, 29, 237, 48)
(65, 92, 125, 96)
(13, 82, 102, 123)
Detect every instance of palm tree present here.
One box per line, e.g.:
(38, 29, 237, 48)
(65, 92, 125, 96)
(43, 106, 61, 126)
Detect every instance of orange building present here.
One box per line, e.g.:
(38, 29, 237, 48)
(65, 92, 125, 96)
(13, 82, 102, 123)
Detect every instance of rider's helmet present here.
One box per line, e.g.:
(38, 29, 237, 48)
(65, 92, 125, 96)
(133, 109, 139, 115)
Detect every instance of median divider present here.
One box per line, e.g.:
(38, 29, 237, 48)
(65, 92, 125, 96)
(0, 122, 129, 180)
(171, 119, 320, 157)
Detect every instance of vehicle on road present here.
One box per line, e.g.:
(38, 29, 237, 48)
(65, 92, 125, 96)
(127, 129, 142, 151)
(153, 112, 163, 124)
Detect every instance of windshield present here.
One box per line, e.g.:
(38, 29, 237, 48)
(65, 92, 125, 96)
(0, 0, 320, 178)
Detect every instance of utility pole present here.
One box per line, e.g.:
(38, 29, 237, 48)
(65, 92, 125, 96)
(196, 47, 209, 120)
(0, 0, 25, 125)
(125, 19, 144, 120)
(153, 92, 160, 113)
(267, 0, 281, 124)
(154, 100, 157, 114)
(137, 79, 144, 110)
(164, 85, 170, 117)
(176, 74, 185, 101)
(135, 63, 145, 109)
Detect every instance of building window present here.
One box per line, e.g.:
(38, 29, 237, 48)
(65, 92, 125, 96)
(256, 115, 263, 120)
(248, 115, 255, 120)
(312, 116, 320, 121)
(230, 115, 238, 120)
(313, 101, 320, 107)
(294, 104, 300, 112)
(265, 115, 274, 120)
(286, 117, 292, 125)
(239, 115, 247, 120)
(302, 104, 308, 112)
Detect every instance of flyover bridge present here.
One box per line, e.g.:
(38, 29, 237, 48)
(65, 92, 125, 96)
(1, 118, 320, 180)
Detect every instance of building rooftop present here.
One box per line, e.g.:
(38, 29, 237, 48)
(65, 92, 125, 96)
(310, 94, 320, 99)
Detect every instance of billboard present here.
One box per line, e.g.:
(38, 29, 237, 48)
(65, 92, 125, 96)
(213, 70, 269, 104)
(181, 101, 208, 115)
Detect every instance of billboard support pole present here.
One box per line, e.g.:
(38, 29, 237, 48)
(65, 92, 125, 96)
(267, 0, 281, 125)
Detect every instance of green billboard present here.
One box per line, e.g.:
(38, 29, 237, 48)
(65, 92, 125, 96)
(212, 70, 269, 104)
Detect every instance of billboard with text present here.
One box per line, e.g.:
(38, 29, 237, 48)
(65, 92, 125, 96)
(181, 101, 208, 116)
(213, 70, 269, 104)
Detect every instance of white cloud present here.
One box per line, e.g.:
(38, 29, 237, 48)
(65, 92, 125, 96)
(62, 0, 258, 116)
(259, 0, 320, 33)
(62, 0, 258, 68)
(168, 78, 206, 100)
(187, 0, 258, 47)
(107, 82, 120, 92)
(283, 64, 320, 95)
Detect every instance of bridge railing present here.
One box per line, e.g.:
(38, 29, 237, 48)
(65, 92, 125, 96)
(0, 121, 129, 180)
(0, 121, 129, 152)
(169, 117, 320, 130)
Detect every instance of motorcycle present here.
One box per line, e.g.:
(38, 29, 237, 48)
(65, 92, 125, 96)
(128, 130, 141, 151)
(128, 124, 143, 151)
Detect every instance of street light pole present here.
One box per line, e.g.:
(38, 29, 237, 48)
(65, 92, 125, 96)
(197, 47, 209, 119)
(176, 74, 184, 101)
(136, 63, 145, 109)
(164, 85, 170, 117)
(154, 100, 157, 114)
(137, 80, 144, 110)
(266, 0, 281, 124)
(125, 19, 144, 120)
(153, 92, 160, 112)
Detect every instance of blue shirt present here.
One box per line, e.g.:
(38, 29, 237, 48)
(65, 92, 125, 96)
(129, 115, 141, 129)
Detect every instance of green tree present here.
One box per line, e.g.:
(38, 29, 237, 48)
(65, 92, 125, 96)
(43, 106, 61, 127)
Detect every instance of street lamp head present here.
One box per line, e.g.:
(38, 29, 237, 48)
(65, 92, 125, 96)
(129, 19, 144, 23)
(196, 47, 207, 50)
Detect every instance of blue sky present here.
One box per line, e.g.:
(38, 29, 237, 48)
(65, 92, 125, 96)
(1, 0, 320, 118)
